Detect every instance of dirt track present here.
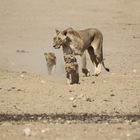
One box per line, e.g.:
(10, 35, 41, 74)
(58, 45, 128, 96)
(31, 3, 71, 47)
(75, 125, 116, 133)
(0, 0, 140, 139)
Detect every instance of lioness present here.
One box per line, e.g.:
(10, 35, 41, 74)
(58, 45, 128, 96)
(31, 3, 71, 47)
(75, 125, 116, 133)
(53, 27, 109, 76)
(64, 54, 79, 84)
(44, 52, 56, 75)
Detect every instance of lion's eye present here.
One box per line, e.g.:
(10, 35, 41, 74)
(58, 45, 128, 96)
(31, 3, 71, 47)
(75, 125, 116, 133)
(53, 37, 56, 41)
(58, 37, 61, 40)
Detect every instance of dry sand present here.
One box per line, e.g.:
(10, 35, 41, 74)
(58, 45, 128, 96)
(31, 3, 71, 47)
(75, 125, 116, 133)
(0, 0, 140, 139)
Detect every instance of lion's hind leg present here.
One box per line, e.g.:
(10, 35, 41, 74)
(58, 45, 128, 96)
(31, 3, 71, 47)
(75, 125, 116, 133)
(66, 72, 72, 84)
(87, 46, 101, 76)
(81, 52, 90, 77)
(88, 42, 102, 76)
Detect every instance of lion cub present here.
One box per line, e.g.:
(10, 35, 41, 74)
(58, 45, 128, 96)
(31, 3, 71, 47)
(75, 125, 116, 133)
(44, 52, 56, 75)
(64, 54, 79, 84)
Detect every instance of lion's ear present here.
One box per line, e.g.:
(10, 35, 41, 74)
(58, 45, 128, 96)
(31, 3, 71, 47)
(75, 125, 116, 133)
(62, 30, 67, 36)
(55, 29, 60, 34)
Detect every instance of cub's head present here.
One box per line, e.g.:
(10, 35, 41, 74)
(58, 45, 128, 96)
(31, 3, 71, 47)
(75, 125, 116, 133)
(53, 29, 72, 49)
(65, 63, 78, 74)
(44, 52, 56, 65)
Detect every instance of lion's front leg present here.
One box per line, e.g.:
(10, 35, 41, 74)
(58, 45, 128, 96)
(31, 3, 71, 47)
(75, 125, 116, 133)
(94, 63, 101, 76)
(81, 52, 90, 77)
(66, 72, 72, 84)
(72, 72, 80, 84)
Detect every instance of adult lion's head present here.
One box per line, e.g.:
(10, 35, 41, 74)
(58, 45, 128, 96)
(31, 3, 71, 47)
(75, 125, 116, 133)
(53, 29, 71, 49)
(53, 28, 83, 55)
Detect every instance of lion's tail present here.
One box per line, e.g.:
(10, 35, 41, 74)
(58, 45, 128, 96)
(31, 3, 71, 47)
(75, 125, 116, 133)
(102, 59, 110, 72)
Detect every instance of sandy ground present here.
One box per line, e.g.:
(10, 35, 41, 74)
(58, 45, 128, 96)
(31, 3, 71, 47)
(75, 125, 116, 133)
(0, 0, 140, 139)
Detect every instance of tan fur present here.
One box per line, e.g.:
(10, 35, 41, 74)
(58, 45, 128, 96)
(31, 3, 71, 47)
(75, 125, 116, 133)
(53, 27, 109, 76)
(44, 52, 56, 75)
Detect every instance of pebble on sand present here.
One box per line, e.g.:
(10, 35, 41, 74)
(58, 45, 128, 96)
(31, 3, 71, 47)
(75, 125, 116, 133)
(133, 69, 137, 73)
(110, 94, 115, 97)
(20, 74, 24, 78)
(40, 80, 46, 84)
(41, 128, 50, 133)
(17, 89, 22, 91)
(69, 90, 73, 92)
(77, 94, 84, 99)
(72, 104, 77, 108)
(23, 128, 31, 136)
(69, 97, 75, 101)
(11, 87, 16, 89)
(86, 97, 92, 102)
(41, 129, 46, 133)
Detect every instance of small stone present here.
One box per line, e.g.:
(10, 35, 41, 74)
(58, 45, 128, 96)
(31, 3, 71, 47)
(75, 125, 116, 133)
(86, 98, 92, 102)
(20, 74, 24, 78)
(43, 120, 48, 123)
(21, 50, 26, 53)
(69, 97, 75, 101)
(117, 127, 122, 130)
(66, 120, 71, 124)
(7, 89, 12, 92)
(21, 71, 27, 74)
(133, 69, 137, 73)
(23, 128, 31, 136)
(41, 129, 46, 133)
(72, 104, 77, 108)
(11, 87, 16, 89)
(104, 99, 108, 102)
(111, 73, 115, 75)
(16, 50, 20, 52)
(17, 89, 22, 91)
(91, 81, 95, 84)
(77, 94, 84, 99)
(126, 133, 131, 137)
(38, 117, 42, 120)
(40, 80, 46, 84)
(69, 90, 73, 92)
(110, 94, 115, 97)
(16, 50, 28, 53)
(125, 120, 131, 124)
(0, 88, 2, 90)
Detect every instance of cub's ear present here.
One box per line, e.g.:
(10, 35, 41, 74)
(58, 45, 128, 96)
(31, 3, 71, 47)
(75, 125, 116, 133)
(55, 29, 60, 34)
(44, 52, 48, 56)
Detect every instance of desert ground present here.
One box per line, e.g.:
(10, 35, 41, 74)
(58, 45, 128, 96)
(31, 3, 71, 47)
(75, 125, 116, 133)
(0, 0, 140, 139)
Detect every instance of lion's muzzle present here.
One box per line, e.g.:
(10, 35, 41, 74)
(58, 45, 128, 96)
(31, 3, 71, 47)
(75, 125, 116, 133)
(53, 44, 61, 49)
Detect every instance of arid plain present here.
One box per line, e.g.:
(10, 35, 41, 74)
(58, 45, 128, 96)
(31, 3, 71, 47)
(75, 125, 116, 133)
(0, 0, 140, 139)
